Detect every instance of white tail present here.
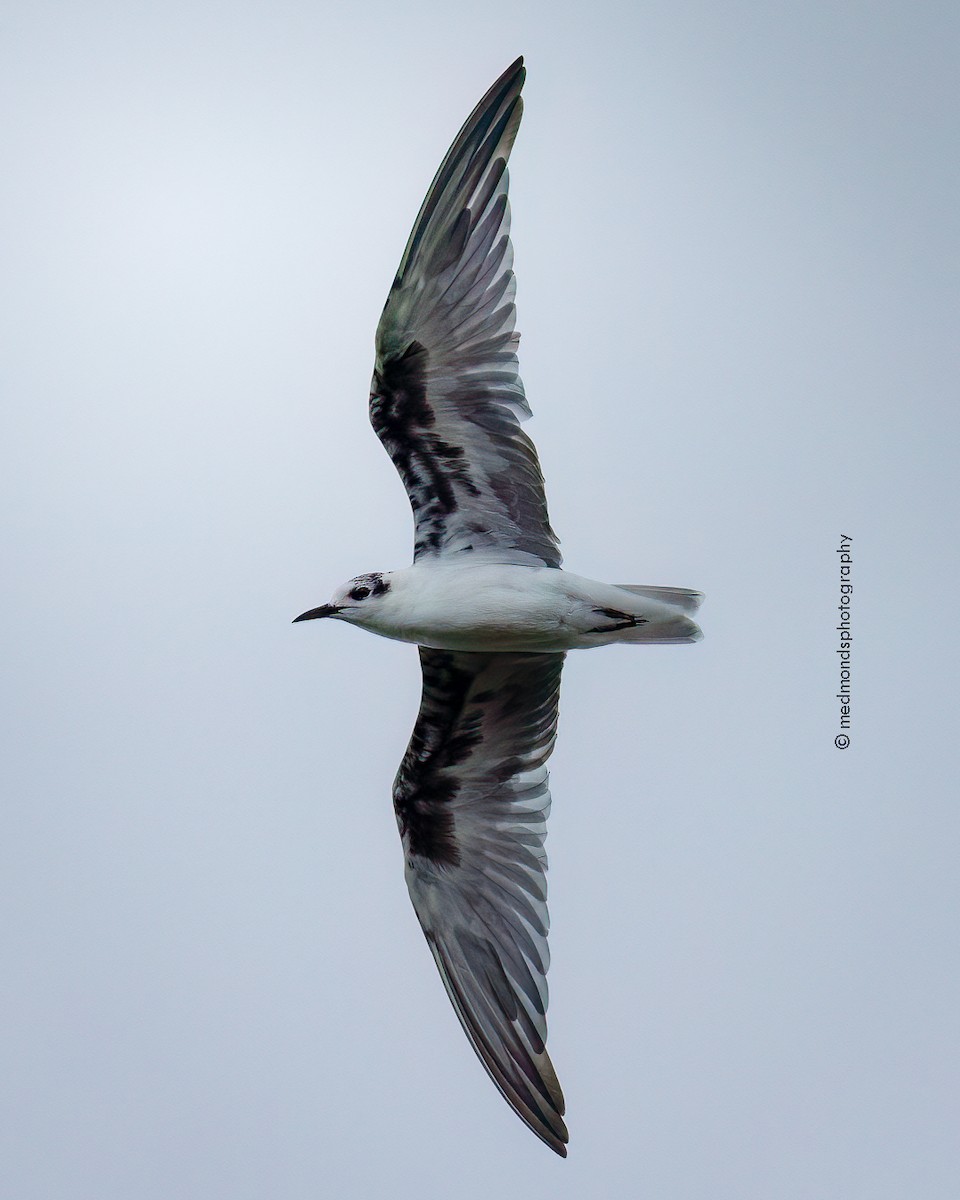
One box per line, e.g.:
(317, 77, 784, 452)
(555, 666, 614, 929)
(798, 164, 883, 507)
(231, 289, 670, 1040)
(606, 614, 702, 644)
(613, 585, 704, 615)
(592, 583, 705, 644)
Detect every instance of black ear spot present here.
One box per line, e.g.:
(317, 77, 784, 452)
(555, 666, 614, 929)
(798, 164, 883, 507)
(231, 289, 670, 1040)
(348, 573, 389, 602)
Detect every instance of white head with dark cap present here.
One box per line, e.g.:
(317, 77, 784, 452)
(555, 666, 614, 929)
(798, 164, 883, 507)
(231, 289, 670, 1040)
(293, 571, 394, 629)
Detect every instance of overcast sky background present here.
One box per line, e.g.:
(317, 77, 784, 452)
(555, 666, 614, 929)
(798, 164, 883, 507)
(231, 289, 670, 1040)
(2, 1, 958, 1196)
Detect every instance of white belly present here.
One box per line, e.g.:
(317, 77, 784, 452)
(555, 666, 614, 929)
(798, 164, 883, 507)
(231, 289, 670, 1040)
(384, 564, 575, 651)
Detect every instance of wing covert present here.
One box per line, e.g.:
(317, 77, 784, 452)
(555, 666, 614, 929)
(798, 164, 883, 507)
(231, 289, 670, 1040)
(393, 647, 568, 1155)
(370, 57, 561, 568)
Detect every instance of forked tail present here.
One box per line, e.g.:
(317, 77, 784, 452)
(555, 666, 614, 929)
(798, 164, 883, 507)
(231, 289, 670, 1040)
(597, 584, 704, 644)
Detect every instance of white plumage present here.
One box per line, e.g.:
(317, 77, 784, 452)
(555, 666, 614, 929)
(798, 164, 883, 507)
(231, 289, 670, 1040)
(306, 561, 702, 652)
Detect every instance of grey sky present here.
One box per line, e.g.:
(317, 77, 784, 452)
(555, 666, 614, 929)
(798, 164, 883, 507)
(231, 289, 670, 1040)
(2, 1, 958, 1196)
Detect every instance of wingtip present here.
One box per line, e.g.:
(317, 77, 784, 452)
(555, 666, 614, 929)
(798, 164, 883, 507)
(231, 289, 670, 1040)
(498, 55, 526, 92)
(542, 1112, 570, 1158)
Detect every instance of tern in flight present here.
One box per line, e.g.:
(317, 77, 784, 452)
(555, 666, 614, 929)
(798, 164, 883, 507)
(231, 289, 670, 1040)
(294, 57, 702, 1156)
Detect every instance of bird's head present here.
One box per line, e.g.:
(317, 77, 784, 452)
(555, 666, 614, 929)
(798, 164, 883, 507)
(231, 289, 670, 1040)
(293, 572, 394, 629)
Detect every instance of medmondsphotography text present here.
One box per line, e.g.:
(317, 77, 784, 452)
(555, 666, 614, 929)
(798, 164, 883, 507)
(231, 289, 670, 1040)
(835, 535, 852, 748)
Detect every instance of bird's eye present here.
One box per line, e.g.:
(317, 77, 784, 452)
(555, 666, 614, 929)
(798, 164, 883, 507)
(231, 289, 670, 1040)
(349, 585, 371, 601)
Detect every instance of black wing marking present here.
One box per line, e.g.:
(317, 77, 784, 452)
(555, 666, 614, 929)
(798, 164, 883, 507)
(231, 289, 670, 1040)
(370, 57, 561, 568)
(393, 646, 568, 1155)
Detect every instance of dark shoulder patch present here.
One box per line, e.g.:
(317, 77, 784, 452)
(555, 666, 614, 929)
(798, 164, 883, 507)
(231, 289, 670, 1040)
(370, 341, 483, 560)
(393, 650, 486, 866)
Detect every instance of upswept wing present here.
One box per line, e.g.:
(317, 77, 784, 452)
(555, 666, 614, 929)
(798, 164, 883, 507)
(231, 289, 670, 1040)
(393, 647, 568, 1155)
(370, 57, 561, 568)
